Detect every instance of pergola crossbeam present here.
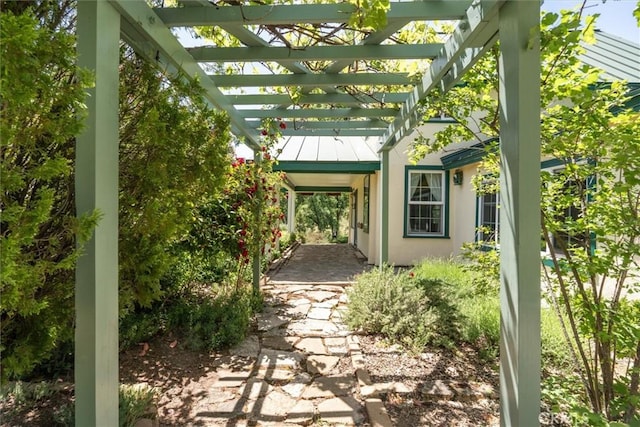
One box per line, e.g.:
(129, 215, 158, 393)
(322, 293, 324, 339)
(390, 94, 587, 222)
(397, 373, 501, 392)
(155, 2, 470, 27)
(211, 73, 411, 87)
(112, 0, 262, 149)
(380, 0, 502, 150)
(246, 119, 388, 129)
(238, 108, 398, 119)
(188, 44, 443, 63)
(282, 128, 385, 137)
(228, 92, 410, 106)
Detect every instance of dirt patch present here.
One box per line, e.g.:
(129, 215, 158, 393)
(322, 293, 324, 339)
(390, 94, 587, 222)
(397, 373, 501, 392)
(358, 334, 500, 426)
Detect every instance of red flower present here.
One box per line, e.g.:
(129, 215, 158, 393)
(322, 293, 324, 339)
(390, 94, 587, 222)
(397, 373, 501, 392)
(237, 157, 245, 165)
(279, 122, 287, 129)
(261, 129, 268, 136)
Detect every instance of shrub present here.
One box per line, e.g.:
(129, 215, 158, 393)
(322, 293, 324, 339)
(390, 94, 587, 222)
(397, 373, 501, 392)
(119, 383, 158, 427)
(345, 265, 438, 352)
(167, 287, 256, 351)
(0, 7, 97, 381)
(461, 243, 501, 295)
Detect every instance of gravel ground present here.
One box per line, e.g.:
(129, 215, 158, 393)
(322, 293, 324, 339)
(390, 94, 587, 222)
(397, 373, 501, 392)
(358, 334, 501, 426)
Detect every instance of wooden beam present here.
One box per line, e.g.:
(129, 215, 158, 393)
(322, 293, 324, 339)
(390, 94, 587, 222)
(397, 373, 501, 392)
(211, 73, 411, 87)
(188, 44, 442, 62)
(75, 1, 120, 425)
(155, 2, 469, 27)
(238, 108, 399, 119)
(380, 0, 502, 151)
(227, 92, 410, 106)
(498, 1, 541, 425)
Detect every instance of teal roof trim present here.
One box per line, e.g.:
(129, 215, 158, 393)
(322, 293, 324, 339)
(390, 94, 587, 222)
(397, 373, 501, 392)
(295, 186, 352, 192)
(440, 138, 497, 169)
(274, 161, 380, 173)
(540, 158, 566, 169)
(616, 84, 640, 113)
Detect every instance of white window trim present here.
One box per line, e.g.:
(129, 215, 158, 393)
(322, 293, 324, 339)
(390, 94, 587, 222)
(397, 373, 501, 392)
(406, 170, 446, 237)
(477, 191, 500, 245)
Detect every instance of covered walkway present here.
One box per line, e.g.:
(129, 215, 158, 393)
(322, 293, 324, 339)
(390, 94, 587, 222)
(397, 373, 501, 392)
(268, 243, 370, 284)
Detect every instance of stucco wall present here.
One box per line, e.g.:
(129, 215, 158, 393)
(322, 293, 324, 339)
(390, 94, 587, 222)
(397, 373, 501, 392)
(450, 163, 482, 256)
(348, 174, 374, 262)
(381, 125, 482, 265)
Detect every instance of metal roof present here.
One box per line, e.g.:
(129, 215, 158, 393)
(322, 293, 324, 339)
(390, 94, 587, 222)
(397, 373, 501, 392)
(581, 30, 640, 82)
(272, 135, 379, 190)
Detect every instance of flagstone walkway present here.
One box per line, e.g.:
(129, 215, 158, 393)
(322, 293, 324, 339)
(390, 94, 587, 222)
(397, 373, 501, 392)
(185, 243, 384, 426)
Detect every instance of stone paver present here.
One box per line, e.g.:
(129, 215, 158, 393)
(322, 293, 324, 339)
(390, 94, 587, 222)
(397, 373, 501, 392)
(184, 244, 374, 426)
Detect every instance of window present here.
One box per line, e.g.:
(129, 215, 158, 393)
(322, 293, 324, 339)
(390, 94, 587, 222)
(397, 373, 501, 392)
(406, 170, 446, 236)
(551, 177, 589, 251)
(351, 190, 358, 230)
(477, 192, 500, 244)
(362, 175, 370, 233)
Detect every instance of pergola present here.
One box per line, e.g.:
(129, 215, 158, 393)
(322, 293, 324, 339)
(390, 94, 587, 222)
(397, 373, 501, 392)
(75, 0, 541, 425)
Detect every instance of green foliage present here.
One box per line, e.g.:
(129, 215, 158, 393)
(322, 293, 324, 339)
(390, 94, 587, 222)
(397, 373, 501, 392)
(460, 243, 500, 290)
(179, 121, 285, 292)
(295, 193, 349, 239)
(118, 49, 230, 313)
(348, 0, 390, 30)
(458, 295, 500, 360)
(345, 265, 438, 352)
(119, 383, 158, 427)
(0, 7, 97, 381)
(119, 281, 264, 352)
(167, 287, 257, 351)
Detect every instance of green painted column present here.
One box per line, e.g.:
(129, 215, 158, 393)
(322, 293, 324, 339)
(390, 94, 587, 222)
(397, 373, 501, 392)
(287, 189, 296, 234)
(498, 1, 541, 426)
(252, 152, 262, 293)
(379, 150, 389, 265)
(75, 2, 120, 426)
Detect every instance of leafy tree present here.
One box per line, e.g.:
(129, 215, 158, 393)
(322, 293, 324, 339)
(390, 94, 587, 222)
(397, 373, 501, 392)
(117, 48, 230, 314)
(411, 5, 640, 423)
(0, 5, 97, 380)
(296, 193, 349, 239)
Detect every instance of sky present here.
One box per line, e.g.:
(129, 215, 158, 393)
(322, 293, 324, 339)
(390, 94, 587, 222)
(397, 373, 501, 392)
(543, 0, 639, 42)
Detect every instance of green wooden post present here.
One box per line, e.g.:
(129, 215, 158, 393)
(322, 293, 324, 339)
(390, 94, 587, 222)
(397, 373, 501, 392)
(287, 189, 296, 234)
(75, 1, 120, 425)
(252, 152, 262, 294)
(498, 2, 541, 426)
(380, 150, 389, 265)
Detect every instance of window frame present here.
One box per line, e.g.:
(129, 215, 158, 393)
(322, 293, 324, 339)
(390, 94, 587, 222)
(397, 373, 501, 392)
(540, 159, 596, 256)
(476, 191, 500, 246)
(362, 175, 370, 233)
(403, 166, 449, 238)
